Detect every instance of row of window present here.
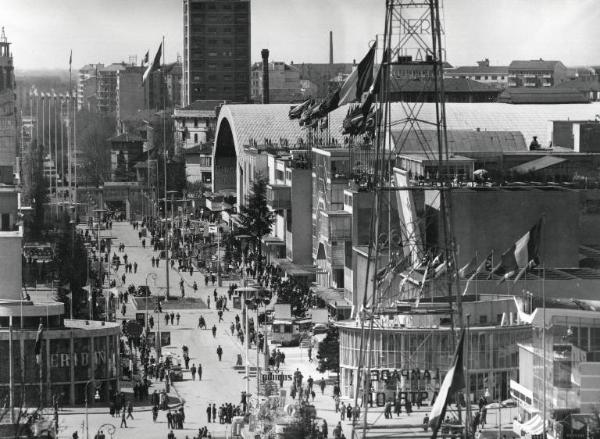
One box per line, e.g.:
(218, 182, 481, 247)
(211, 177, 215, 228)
(191, 3, 248, 11)
(451, 74, 506, 81)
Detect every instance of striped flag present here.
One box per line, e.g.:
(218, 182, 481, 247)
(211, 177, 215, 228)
(492, 219, 543, 284)
(143, 42, 162, 85)
(458, 256, 477, 279)
(34, 322, 44, 365)
(428, 330, 466, 438)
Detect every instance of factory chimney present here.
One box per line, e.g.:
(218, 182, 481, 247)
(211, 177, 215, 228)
(329, 31, 333, 64)
(261, 49, 270, 104)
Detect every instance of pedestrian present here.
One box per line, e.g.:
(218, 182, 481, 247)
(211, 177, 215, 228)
(204, 275, 209, 286)
(121, 273, 126, 285)
(193, 281, 198, 293)
(206, 405, 212, 423)
(191, 364, 197, 380)
(127, 401, 134, 420)
(218, 310, 223, 322)
(216, 345, 223, 361)
(142, 238, 145, 249)
(230, 322, 235, 335)
(167, 411, 174, 428)
(152, 404, 158, 422)
(207, 297, 210, 309)
(198, 363, 202, 380)
(340, 402, 346, 420)
(212, 404, 217, 423)
(120, 408, 128, 428)
(167, 430, 175, 439)
(212, 325, 217, 338)
(320, 378, 326, 394)
(170, 312, 175, 325)
(149, 315, 154, 329)
(176, 313, 181, 325)
(308, 345, 313, 362)
(211, 273, 216, 285)
(165, 313, 169, 326)
(133, 262, 138, 273)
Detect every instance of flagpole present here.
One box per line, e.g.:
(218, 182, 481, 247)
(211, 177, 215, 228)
(60, 95, 64, 197)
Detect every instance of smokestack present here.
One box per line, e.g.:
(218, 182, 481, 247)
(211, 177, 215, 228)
(261, 49, 270, 104)
(329, 31, 333, 64)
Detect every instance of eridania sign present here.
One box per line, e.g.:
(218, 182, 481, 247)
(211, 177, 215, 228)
(49, 351, 108, 368)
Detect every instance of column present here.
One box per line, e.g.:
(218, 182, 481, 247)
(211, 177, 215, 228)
(69, 334, 75, 404)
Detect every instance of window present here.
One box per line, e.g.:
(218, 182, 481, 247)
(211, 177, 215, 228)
(475, 75, 481, 80)
(194, 118, 198, 128)
(479, 315, 488, 324)
(1, 213, 9, 231)
(491, 75, 497, 80)
(194, 133, 198, 143)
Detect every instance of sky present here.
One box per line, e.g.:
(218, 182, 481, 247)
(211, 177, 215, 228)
(3, 0, 600, 71)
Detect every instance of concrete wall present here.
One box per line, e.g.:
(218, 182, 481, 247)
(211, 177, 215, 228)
(425, 188, 580, 268)
(290, 168, 312, 264)
(0, 234, 23, 300)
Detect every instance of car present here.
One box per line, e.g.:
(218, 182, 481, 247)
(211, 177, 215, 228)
(169, 366, 183, 382)
(136, 286, 151, 297)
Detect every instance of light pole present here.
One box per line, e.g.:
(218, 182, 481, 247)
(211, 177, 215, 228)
(145, 272, 158, 328)
(84, 379, 94, 439)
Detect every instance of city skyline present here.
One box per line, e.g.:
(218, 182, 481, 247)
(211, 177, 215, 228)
(3, 0, 600, 71)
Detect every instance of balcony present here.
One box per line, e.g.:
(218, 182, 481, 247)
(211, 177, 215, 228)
(266, 184, 291, 210)
(319, 211, 352, 242)
(523, 74, 536, 78)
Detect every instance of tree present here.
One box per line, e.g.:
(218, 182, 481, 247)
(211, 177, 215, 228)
(316, 326, 340, 374)
(76, 110, 116, 186)
(237, 177, 275, 272)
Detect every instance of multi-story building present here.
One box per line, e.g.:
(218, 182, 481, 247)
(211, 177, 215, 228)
(182, 0, 251, 106)
(173, 99, 225, 183)
(77, 64, 103, 111)
(0, 28, 17, 184)
(508, 59, 569, 88)
(97, 63, 127, 114)
(264, 150, 313, 268)
(116, 67, 144, 122)
(444, 58, 508, 88)
(250, 61, 303, 103)
(164, 61, 183, 108)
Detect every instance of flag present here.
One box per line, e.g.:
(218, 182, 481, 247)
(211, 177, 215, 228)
(312, 42, 377, 120)
(428, 330, 466, 438)
(491, 219, 543, 283)
(143, 42, 162, 85)
(141, 50, 149, 67)
(34, 322, 44, 365)
(69, 50, 72, 66)
(458, 256, 477, 279)
(463, 252, 493, 295)
(360, 47, 390, 118)
(288, 98, 313, 119)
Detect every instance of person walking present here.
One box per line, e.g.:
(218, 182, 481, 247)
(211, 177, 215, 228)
(127, 401, 134, 420)
(230, 322, 235, 335)
(190, 364, 197, 381)
(216, 345, 223, 361)
(320, 378, 326, 394)
(212, 404, 217, 423)
(198, 364, 202, 381)
(133, 262, 138, 273)
(170, 312, 175, 325)
(212, 325, 217, 338)
(152, 404, 158, 422)
(120, 408, 128, 428)
(176, 313, 181, 325)
(206, 405, 212, 423)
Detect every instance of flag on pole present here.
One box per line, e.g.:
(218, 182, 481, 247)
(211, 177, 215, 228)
(491, 218, 543, 284)
(463, 252, 493, 295)
(458, 256, 477, 279)
(308, 42, 377, 120)
(143, 42, 163, 85)
(141, 50, 149, 67)
(428, 330, 466, 438)
(34, 322, 44, 365)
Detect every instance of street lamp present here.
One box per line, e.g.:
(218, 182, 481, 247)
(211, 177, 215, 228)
(84, 379, 95, 439)
(145, 272, 158, 328)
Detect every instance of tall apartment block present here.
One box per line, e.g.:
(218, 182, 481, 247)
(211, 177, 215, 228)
(182, 0, 251, 106)
(0, 28, 17, 184)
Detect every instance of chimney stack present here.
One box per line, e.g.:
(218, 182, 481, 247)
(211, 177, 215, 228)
(329, 31, 333, 64)
(261, 49, 270, 104)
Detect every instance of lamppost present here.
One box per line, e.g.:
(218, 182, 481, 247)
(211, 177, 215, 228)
(84, 379, 95, 439)
(145, 272, 158, 328)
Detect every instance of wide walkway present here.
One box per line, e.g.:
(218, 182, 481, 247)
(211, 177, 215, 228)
(56, 221, 515, 439)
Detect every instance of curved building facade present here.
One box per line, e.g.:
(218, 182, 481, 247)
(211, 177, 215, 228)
(337, 320, 531, 404)
(0, 297, 121, 407)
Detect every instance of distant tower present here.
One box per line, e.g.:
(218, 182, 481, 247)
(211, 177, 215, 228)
(0, 27, 14, 92)
(329, 31, 333, 64)
(261, 49, 270, 104)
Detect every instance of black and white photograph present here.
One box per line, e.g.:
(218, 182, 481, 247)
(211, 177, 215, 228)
(1, 1, 600, 438)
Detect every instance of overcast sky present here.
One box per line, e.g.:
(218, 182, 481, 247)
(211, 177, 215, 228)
(4, 0, 600, 71)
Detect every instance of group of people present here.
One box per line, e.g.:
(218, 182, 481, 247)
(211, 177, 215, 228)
(205, 402, 244, 424)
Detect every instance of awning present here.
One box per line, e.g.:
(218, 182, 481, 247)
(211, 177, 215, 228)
(520, 415, 544, 436)
(312, 287, 353, 309)
(262, 236, 285, 246)
(509, 156, 567, 174)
